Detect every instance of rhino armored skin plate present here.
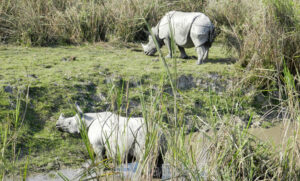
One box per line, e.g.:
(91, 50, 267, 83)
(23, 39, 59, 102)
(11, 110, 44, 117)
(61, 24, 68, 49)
(142, 11, 215, 65)
(56, 109, 166, 178)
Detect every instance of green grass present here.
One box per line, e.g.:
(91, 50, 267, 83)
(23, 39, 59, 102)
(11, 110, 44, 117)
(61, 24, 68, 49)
(0, 42, 241, 175)
(0, 42, 237, 123)
(0, 0, 299, 179)
(0, 42, 232, 87)
(0, 41, 299, 180)
(8, 40, 293, 181)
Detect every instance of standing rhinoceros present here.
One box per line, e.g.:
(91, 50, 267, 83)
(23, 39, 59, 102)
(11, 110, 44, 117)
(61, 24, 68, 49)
(142, 11, 215, 65)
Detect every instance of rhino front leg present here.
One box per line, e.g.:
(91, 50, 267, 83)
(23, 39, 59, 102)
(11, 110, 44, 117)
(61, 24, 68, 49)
(92, 144, 105, 161)
(164, 38, 172, 58)
(196, 45, 209, 65)
(178, 46, 188, 59)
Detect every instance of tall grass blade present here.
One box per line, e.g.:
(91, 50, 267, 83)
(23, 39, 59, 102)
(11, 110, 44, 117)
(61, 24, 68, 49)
(57, 172, 70, 181)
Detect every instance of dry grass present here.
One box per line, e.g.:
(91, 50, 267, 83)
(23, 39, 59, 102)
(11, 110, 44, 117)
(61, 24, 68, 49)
(0, 0, 206, 45)
(203, 1, 300, 178)
(206, 0, 299, 117)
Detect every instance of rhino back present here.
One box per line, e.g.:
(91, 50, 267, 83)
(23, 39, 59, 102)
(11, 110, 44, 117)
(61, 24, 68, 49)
(158, 11, 203, 46)
(190, 14, 213, 47)
(88, 113, 146, 160)
(157, 11, 175, 40)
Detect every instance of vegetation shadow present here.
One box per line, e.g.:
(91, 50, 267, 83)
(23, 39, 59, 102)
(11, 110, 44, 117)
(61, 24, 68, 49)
(205, 58, 237, 64)
(131, 48, 143, 52)
(181, 56, 237, 65)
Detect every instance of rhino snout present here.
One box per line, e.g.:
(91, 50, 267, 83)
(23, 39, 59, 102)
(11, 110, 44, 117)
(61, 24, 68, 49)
(142, 41, 158, 56)
(146, 48, 157, 56)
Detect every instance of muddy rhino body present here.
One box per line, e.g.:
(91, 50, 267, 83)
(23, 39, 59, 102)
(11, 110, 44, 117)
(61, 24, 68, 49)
(56, 111, 166, 178)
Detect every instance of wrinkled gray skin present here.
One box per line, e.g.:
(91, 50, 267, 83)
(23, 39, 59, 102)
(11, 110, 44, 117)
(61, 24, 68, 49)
(56, 108, 166, 178)
(142, 11, 215, 65)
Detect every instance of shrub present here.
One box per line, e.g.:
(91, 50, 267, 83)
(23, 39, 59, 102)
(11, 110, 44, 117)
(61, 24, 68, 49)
(206, 0, 300, 117)
(0, 0, 207, 45)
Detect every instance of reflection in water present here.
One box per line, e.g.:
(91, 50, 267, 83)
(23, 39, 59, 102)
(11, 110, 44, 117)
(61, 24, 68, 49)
(15, 162, 171, 181)
(115, 162, 138, 178)
(116, 162, 172, 180)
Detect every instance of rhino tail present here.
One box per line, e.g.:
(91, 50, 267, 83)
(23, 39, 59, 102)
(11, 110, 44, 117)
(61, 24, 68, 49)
(209, 24, 215, 45)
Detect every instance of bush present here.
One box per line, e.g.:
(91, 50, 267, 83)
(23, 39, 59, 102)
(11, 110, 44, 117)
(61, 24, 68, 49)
(0, 0, 207, 45)
(206, 0, 300, 116)
(0, 0, 108, 45)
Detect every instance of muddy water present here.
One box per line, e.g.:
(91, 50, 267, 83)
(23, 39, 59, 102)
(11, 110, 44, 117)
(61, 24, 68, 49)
(9, 122, 299, 181)
(249, 122, 300, 146)
(6, 162, 170, 181)
(190, 122, 300, 148)
(5, 168, 86, 181)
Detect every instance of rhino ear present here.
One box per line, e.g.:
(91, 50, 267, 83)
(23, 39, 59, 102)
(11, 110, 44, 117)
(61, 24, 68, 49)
(75, 102, 83, 117)
(151, 27, 158, 35)
(59, 113, 65, 120)
(141, 43, 146, 50)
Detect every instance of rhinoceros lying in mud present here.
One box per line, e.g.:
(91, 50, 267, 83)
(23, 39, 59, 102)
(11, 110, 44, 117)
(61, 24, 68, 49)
(142, 11, 215, 64)
(56, 106, 166, 178)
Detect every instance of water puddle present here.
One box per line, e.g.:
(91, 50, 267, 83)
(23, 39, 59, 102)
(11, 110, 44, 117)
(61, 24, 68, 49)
(6, 162, 171, 181)
(7, 122, 298, 180)
(249, 122, 300, 147)
(6, 168, 85, 181)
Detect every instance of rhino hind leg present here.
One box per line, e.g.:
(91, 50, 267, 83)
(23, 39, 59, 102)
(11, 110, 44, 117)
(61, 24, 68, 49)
(93, 144, 105, 161)
(196, 45, 209, 65)
(178, 46, 189, 59)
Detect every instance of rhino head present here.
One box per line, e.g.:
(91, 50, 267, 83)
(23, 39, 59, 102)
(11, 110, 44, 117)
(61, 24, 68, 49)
(56, 113, 80, 134)
(142, 27, 161, 56)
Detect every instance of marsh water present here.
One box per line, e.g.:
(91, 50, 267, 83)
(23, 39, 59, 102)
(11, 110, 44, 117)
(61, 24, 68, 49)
(6, 162, 171, 181)
(250, 122, 300, 146)
(6, 122, 299, 181)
